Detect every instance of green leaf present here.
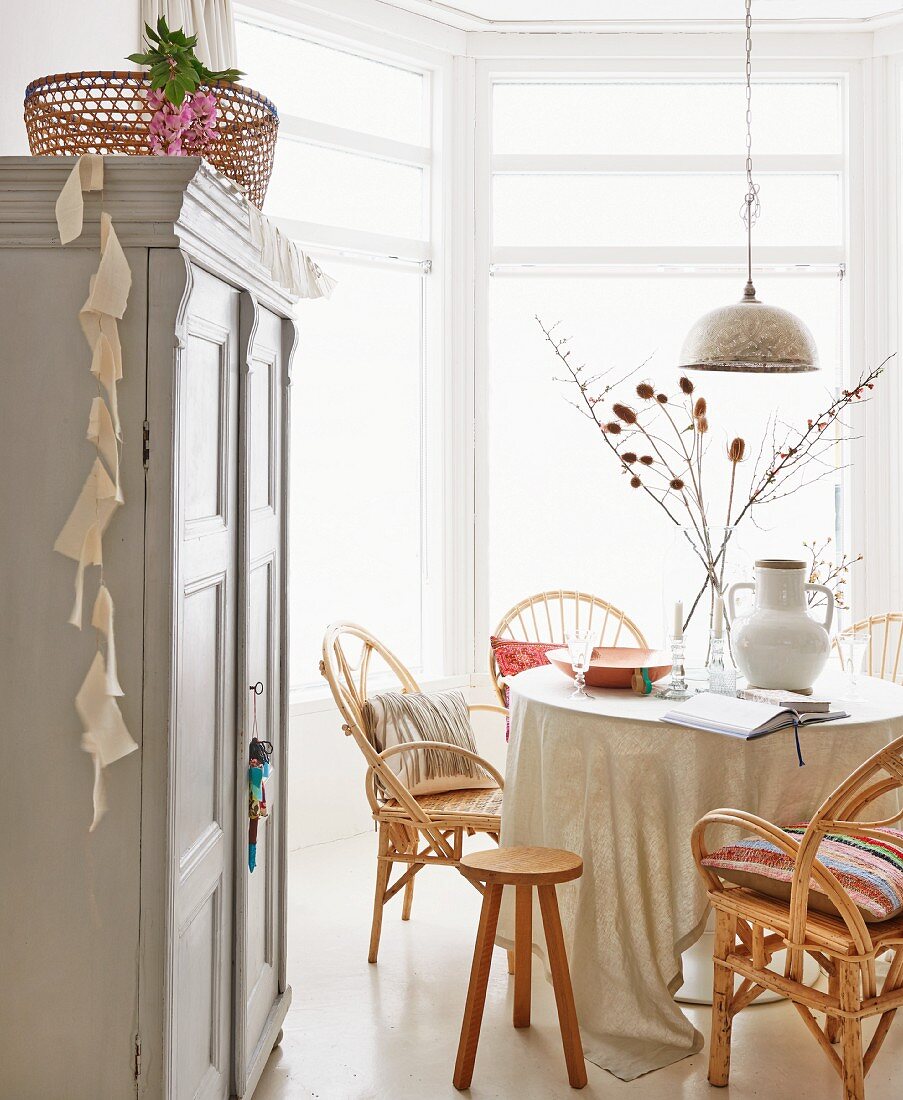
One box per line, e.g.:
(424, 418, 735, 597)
(149, 72, 167, 90)
(127, 52, 154, 66)
(206, 67, 244, 83)
(165, 78, 186, 106)
(144, 22, 161, 44)
(157, 15, 169, 39)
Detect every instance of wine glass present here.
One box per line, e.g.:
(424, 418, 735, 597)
(566, 629, 597, 699)
(836, 633, 869, 701)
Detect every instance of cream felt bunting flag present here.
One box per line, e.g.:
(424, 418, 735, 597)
(55, 155, 135, 829)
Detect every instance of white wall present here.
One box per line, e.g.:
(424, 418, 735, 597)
(3, 0, 139, 154)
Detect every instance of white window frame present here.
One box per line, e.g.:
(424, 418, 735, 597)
(470, 50, 902, 676)
(236, 1, 470, 699)
(236, 3, 903, 694)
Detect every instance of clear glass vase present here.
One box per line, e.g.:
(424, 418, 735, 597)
(661, 524, 752, 672)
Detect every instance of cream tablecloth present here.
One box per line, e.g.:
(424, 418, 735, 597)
(496, 665, 903, 1081)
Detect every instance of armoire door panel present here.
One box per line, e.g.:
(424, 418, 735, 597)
(183, 318, 231, 532)
(175, 883, 224, 1100)
(170, 264, 239, 1100)
(249, 359, 275, 513)
(177, 575, 226, 862)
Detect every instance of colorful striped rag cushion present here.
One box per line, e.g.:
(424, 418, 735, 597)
(701, 825, 903, 923)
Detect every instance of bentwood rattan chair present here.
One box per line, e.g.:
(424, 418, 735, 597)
(835, 614, 903, 683)
(693, 733, 903, 1100)
(489, 590, 648, 706)
(321, 622, 509, 964)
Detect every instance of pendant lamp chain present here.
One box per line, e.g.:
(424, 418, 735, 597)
(677, 0, 818, 373)
(741, 0, 760, 301)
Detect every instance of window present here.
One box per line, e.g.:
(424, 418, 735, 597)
(237, 19, 439, 691)
(481, 78, 848, 649)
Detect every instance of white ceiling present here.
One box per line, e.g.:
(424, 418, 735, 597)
(391, 0, 903, 30)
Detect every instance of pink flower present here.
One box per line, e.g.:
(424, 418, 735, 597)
(184, 90, 218, 147)
(191, 91, 217, 125)
(145, 88, 218, 156)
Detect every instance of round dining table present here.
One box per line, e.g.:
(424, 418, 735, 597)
(495, 664, 903, 1082)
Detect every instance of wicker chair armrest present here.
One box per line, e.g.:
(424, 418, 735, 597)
(377, 741, 505, 790)
(468, 703, 509, 716)
(692, 809, 801, 890)
(692, 807, 874, 954)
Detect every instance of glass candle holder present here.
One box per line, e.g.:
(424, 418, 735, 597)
(656, 634, 694, 700)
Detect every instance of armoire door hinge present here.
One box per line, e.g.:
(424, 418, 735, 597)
(134, 1034, 142, 1081)
(142, 420, 150, 468)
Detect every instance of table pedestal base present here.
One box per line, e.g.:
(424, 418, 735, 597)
(677, 916, 821, 1005)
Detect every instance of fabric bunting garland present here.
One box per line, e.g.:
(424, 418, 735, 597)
(248, 207, 336, 300)
(54, 154, 138, 830)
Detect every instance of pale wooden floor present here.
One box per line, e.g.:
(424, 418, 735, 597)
(255, 832, 903, 1099)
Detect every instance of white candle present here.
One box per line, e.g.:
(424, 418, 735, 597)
(713, 596, 724, 639)
(673, 600, 684, 640)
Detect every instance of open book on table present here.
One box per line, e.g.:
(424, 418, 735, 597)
(661, 692, 849, 740)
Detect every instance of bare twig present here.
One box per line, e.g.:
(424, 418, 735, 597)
(542, 315, 892, 634)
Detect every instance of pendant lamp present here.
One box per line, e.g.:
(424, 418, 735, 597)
(679, 0, 818, 373)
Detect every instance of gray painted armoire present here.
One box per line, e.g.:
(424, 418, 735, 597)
(0, 158, 296, 1099)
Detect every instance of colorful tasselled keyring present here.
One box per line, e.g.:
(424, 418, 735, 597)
(248, 681, 274, 873)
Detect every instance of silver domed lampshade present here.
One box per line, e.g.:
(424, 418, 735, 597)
(680, 287, 818, 374)
(680, 0, 818, 375)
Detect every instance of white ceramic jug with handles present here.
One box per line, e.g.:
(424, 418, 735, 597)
(727, 559, 834, 691)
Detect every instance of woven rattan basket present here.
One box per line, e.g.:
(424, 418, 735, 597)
(24, 71, 278, 208)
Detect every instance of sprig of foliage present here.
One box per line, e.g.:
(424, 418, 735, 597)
(803, 537, 862, 611)
(127, 16, 243, 106)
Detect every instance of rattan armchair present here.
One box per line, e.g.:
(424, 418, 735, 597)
(321, 622, 509, 964)
(835, 614, 903, 683)
(489, 589, 648, 706)
(693, 734, 903, 1099)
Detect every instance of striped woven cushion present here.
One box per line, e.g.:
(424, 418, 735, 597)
(363, 690, 496, 799)
(702, 825, 903, 923)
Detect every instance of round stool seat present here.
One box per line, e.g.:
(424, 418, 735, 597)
(459, 846, 583, 886)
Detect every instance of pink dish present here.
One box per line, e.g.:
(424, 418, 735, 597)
(546, 647, 672, 689)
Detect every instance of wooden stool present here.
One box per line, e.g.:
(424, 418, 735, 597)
(453, 846, 587, 1091)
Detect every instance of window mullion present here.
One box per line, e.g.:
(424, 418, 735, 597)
(491, 153, 844, 174)
(279, 113, 432, 166)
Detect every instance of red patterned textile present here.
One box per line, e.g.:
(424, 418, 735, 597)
(491, 637, 560, 678)
(490, 638, 560, 741)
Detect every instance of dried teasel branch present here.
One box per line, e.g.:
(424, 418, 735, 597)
(543, 310, 892, 636)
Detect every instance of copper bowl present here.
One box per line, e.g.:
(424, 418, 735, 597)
(546, 646, 672, 688)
